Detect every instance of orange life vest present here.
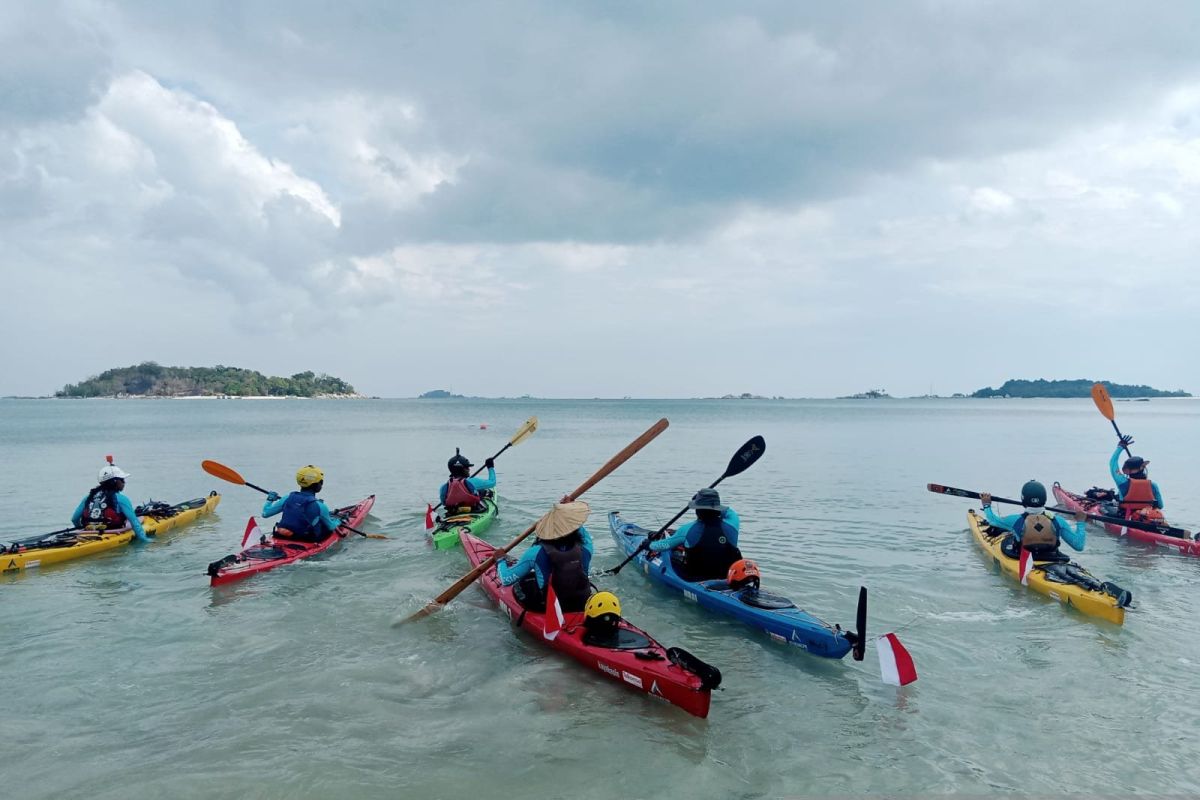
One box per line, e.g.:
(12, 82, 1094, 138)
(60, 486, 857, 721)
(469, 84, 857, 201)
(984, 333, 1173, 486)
(444, 478, 482, 509)
(1119, 478, 1157, 516)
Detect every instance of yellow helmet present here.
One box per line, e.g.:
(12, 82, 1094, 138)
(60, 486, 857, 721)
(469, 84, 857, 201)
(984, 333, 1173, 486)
(295, 465, 325, 488)
(584, 591, 621, 620)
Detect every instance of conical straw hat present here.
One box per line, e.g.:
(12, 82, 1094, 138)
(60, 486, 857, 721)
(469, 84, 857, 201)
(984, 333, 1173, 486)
(534, 501, 591, 541)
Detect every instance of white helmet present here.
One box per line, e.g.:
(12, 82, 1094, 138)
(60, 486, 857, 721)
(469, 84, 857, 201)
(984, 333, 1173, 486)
(98, 464, 131, 483)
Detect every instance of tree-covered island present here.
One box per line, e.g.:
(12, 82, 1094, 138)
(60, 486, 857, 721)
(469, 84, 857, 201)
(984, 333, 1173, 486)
(972, 379, 1190, 399)
(56, 363, 359, 398)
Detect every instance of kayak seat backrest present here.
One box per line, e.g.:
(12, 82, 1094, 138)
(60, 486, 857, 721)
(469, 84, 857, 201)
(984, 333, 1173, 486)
(582, 627, 653, 650)
(242, 546, 288, 560)
(737, 588, 795, 610)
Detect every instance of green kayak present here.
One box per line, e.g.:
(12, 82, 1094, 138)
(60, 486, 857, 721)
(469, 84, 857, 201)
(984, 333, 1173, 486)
(430, 495, 498, 550)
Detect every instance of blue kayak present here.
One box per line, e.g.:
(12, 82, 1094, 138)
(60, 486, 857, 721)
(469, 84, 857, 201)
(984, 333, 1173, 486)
(607, 511, 863, 660)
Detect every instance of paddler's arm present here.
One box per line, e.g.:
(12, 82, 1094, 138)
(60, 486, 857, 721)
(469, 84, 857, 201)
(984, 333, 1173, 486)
(1152, 482, 1164, 510)
(1055, 514, 1087, 552)
(470, 467, 497, 492)
(723, 507, 741, 545)
(438, 483, 449, 504)
(578, 525, 593, 553)
(316, 500, 343, 533)
(495, 545, 539, 585)
(649, 520, 694, 552)
(71, 497, 87, 528)
(980, 500, 1018, 532)
(115, 493, 149, 542)
(1110, 445, 1129, 494)
(261, 493, 285, 517)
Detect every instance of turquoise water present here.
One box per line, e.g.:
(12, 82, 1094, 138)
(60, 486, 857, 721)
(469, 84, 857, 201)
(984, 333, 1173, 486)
(2, 398, 1199, 798)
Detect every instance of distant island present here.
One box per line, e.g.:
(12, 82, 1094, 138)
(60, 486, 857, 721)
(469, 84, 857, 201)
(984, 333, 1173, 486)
(972, 379, 1191, 399)
(56, 363, 359, 398)
(838, 388, 893, 399)
(419, 389, 466, 399)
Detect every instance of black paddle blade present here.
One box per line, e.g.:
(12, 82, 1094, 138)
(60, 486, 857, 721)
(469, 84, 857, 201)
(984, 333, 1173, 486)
(667, 646, 722, 691)
(853, 586, 867, 662)
(723, 436, 766, 480)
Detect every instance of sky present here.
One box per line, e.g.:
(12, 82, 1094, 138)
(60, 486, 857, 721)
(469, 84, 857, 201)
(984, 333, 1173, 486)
(3, 1, 1199, 398)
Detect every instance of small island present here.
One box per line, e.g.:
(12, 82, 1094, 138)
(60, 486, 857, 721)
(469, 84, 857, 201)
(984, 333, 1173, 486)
(419, 389, 466, 399)
(56, 363, 359, 398)
(972, 379, 1191, 399)
(838, 389, 893, 399)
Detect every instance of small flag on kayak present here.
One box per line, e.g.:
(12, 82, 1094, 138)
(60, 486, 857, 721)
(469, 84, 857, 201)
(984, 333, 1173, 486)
(242, 516, 261, 547)
(1019, 547, 1034, 586)
(544, 584, 565, 641)
(424, 504, 434, 530)
(877, 633, 917, 686)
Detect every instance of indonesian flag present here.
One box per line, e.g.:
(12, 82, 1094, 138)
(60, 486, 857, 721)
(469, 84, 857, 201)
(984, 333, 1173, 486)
(242, 516, 262, 547)
(1019, 547, 1035, 586)
(424, 504, 435, 530)
(543, 583, 565, 641)
(876, 632, 918, 686)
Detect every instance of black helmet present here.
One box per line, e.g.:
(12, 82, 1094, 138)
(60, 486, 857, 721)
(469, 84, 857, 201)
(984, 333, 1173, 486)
(1020, 480, 1047, 508)
(1122, 456, 1149, 474)
(447, 448, 472, 476)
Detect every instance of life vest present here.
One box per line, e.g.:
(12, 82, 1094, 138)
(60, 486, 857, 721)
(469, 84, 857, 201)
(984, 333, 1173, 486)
(678, 517, 742, 580)
(277, 491, 325, 538)
(82, 488, 128, 530)
(1119, 478, 1157, 516)
(444, 478, 482, 510)
(1017, 511, 1059, 553)
(535, 535, 592, 613)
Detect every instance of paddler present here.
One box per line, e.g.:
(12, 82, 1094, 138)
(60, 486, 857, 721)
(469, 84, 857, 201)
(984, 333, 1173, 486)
(261, 465, 344, 542)
(438, 449, 496, 512)
(648, 488, 742, 581)
(979, 480, 1086, 559)
(1110, 435, 1165, 523)
(71, 459, 149, 542)
(495, 499, 592, 612)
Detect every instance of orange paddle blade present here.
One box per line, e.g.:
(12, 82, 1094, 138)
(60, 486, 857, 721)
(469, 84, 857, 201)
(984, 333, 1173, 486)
(201, 460, 248, 486)
(1091, 383, 1115, 421)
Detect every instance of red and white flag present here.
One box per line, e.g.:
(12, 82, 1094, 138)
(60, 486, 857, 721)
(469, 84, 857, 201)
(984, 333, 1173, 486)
(1019, 547, 1035, 586)
(543, 583, 565, 641)
(877, 632, 918, 686)
(242, 516, 261, 547)
(424, 504, 435, 530)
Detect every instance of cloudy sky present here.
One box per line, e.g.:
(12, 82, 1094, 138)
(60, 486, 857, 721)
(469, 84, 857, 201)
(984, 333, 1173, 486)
(3, 2, 1199, 398)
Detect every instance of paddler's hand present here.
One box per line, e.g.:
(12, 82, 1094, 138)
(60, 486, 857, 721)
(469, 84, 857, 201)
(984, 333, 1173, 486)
(559, 494, 572, 504)
(979, 492, 992, 508)
(266, 491, 281, 502)
(485, 458, 495, 469)
(1074, 510, 1087, 523)
(1119, 434, 1135, 448)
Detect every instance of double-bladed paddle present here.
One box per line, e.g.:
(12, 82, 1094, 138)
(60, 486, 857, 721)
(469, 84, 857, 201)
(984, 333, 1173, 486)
(425, 416, 539, 529)
(400, 418, 670, 623)
(599, 435, 766, 577)
(1091, 383, 1132, 457)
(926, 483, 1192, 538)
(201, 460, 387, 539)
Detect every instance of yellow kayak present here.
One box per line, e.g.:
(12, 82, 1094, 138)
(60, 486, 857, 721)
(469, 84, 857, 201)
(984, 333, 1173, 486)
(2, 492, 221, 574)
(967, 509, 1128, 625)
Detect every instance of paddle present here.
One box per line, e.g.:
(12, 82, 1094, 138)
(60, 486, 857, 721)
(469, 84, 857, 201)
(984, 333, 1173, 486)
(600, 435, 766, 577)
(200, 460, 387, 539)
(6, 526, 82, 548)
(401, 417, 670, 623)
(1091, 383, 1131, 457)
(926, 483, 1192, 538)
(426, 416, 539, 529)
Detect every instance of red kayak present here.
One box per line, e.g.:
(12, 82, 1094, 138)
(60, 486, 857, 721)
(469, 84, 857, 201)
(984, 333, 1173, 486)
(460, 531, 720, 718)
(207, 496, 376, 586)
(1053, 483, 1200, 557)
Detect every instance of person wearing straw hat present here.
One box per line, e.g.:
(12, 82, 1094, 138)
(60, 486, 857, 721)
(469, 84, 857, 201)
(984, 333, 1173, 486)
(71, 459, 149, 542)
(648, 488, 742, 581)
(496, 499, 594, 613)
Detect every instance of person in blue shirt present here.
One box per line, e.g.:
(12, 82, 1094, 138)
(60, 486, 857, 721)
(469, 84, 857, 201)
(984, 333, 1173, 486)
(496, 499, 592, 612)
(1109, 435, 1165, 522)
(438, 449, 497, 511)
(72, 461, 149, 542)
(261, 465, 344, 543)
(649, 488, 742, 581)
(980, 480, 1086, 559)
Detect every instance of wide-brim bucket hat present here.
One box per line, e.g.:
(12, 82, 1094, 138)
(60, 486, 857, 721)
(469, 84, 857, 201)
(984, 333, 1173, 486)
(688, 488, 727, 513)
(535, 501, 591, 541)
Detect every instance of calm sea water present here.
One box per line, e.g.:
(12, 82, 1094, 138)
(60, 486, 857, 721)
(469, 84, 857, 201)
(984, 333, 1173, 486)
(2, 398, 1199, 799)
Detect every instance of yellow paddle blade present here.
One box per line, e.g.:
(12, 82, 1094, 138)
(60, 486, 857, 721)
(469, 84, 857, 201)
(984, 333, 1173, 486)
(510, 416, 539, 447)
(201, 460, 247, 486)
(1091, 383, 1115, 421)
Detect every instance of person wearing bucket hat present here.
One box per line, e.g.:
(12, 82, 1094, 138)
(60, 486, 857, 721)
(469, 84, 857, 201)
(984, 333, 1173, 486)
(1108, 437, 1165, 524)
(647, 488, 742, 581)
(260, 465, 344, 542)
(438, 448, 497, 512)
(496, 499, 594, 613)
(71, 458, 149, 542)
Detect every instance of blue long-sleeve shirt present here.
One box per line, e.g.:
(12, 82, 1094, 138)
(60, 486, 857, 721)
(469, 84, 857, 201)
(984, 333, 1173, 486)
(496, 526, 593, 588)
(438, 468, 497, 504)
(1109, 445, 1164, 508)
(261, 492, 343, 534)
(649, 508, 741, 552)
(982, 506, 1086, 552)
(72, 492, 148, 542)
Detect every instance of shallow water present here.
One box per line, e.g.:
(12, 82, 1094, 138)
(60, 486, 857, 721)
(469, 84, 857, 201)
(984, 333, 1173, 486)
(2, 397, 1199, 798)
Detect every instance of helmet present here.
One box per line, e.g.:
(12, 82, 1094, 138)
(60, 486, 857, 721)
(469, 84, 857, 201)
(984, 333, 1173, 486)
(726, 559, 761, 590)
(98, 464, 131, 483)
(1122, 456, 1149, 474)
(447, 448, 472, 476)
(296, 465, 324, 488)
(584, 591, 621, 620)
(1020, 480, 1047, 508)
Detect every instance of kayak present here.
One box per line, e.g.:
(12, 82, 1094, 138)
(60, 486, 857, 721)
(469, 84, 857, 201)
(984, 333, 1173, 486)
(2, 493, 222, 574)
(967, 509, 1130, 624)
(1053, 482, 1200, 557)
(607, 512, 862, 660)
(461, 531, 720, 718)
(206, 495, 376, 586)
(430, 495, 498, 550)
